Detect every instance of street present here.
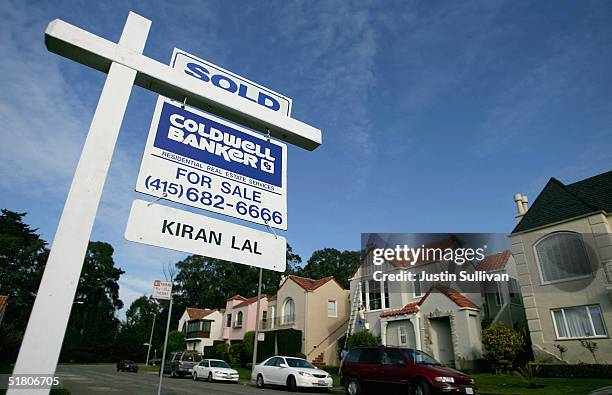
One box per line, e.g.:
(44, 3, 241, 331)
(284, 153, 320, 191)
(56, 365, 333, 395)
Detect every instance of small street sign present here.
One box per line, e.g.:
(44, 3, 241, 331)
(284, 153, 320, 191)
(125, 199, 287, 272)
(152, 280, 172, 300)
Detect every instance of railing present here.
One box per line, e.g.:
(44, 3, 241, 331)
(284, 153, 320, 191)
(260, 316, 296, 330)
(186, 330, 210, 339)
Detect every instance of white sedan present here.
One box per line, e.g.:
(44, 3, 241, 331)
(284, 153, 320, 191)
(192, 359, 239, 383)
(251, 356, 332, 391)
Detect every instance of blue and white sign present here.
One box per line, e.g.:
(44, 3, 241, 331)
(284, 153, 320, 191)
(135, 97, 288, 230)
(171, 48, 293, 117)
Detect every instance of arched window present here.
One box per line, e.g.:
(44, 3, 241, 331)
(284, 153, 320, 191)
(283, 298, 295, 324)
(236, 311, 243, 327)
(535, 232, 591, 284)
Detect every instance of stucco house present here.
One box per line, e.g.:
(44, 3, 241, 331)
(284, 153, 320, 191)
(510, 170, 612, 363)
(348, 236, 530, 370)
(223, 294, 268, 342)
(178, 307, 224, 354)
(264, 275, 349, 366)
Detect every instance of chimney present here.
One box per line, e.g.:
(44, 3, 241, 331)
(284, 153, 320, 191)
(514, 193, 527, 223)
(521, 195, 529, 213)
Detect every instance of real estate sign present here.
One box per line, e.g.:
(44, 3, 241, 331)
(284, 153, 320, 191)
(125, 199, 287, 272)
(135, 97, 288, 230)
(152, 280, 172, 300)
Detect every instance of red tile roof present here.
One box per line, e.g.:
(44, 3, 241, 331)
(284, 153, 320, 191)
(234, 295, 267, 308)
(380, 302, 420, 317)
(185, 307, 215, 320)
(379, 284, 478, 318)
(0, 295, 7, 311)
(475, 250, 511, 272)
(285, 275, 344, 291)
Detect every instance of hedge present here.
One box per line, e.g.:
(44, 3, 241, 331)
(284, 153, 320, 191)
(532, 363, 612, 379)
(277, 329, 302, 357)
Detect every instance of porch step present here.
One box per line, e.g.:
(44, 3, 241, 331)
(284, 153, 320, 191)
(311, 353, 325, 369)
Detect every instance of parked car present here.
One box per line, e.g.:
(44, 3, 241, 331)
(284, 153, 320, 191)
(163, 351, 201, 378)
(148, 358, 162, 366)
(340, 346, 477, 395)
(192, 359, 239, 383)
(251, 355, 332, 391)
(116, 360, 138, 373)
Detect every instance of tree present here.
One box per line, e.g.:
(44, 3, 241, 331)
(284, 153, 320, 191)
(114, 296, 165, 362)
(298, 248, 360, 289)
(0, 210, 48, 363)
(60, 242, 125, 362)
(167, 331, 186, 353)
(174, 243, 301, 309)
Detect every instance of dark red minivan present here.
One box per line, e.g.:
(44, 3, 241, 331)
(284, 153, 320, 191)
(340, 346, 477, 395)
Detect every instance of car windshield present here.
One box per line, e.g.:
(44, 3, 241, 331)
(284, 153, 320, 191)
(401, 349, 441, 365)
(210, 360, 230, 368)
(285, 358, 315, 369)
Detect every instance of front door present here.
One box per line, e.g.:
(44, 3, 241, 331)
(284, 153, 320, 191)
(429, 317, 455, 367)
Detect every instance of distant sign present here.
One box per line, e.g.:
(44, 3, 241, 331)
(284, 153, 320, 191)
(171, 48, 292, 117)
(125, 200, 287, 272)
(135, 97, 287, 230)
(257, 333, 265, 341)
(153, 280, 172, 300)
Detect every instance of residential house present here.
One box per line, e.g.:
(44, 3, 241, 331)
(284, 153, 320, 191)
(178, 307, 224, 354)
(223, 294, 268, 342)
(350, 243, 483, 369)
(265, 275, 349, 366)
(0, 296, 7, 325)
(510, 170, 612, 363)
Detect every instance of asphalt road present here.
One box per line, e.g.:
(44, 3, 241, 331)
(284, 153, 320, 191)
(56, 365, 333, 395)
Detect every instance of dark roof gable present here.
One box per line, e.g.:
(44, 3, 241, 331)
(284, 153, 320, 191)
(512, 170, 612, 233)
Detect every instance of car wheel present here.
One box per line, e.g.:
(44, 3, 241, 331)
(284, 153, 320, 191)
(287, 375, 297, 392)
(208, 372, 214, 383)
(256, 374, 265, 389)
(345, 377, 361, 395)
(193, 372, 198, 381)
(412, 380, 431, 395)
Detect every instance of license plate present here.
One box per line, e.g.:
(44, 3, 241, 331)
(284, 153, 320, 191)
(465, 388, 474, 394)
(318, 380, 326, 386)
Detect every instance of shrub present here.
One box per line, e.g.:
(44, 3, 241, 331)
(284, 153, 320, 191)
(481, 323, 524, 366)
(346, 330, 380, 349)
(228, 343, 242, 365)
(323, 366, 339, 375)
(579, 339, 599, 363)
(515, 363, 541, 389)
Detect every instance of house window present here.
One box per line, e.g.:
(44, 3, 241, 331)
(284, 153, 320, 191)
(283, 298, 295, 324)
(414, 277, 423, 298)
(509, 278, 522, 305)
(368, 280, 382, 310)
(495, 282, 504, 306)
(535, 232, 591, 284)
(383, 281, 390, 309)
(398, 326, 408, 346)
(235, 311, 243, 327)
(552, 305, 607, 339)
(226, 314, 232, 327)
(202, 321, 211, 338)
(187, 321, 200, 332)
(328, 300, 337, 317)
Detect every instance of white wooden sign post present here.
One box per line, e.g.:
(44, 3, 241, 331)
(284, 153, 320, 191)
(10, 11, 321, 394)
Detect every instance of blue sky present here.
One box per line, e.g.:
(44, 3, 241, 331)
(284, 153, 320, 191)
(1, 0, 611, 314)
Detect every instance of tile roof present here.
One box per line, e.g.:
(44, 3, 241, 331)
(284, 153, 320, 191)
(185, 307, 215, 320)
(286, 275, 342, 291)
(513, 170, 612, 233)
(379, 284, 478, 318)
(267, 295, 277, 301)
(475, 250, 512, 272)
(234, 295, 267, 308)
(0, 295, 7, 311)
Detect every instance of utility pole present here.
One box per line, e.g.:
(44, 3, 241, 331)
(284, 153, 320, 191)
(252, 268, 264, 368)
(158, 297, 173, 395)
(146, 312, 156, 365)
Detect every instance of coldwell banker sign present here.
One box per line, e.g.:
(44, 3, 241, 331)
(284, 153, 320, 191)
(135, 97, 288, 230)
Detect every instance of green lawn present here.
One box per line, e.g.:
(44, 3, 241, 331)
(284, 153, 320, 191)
(472, 373, 612, 395)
